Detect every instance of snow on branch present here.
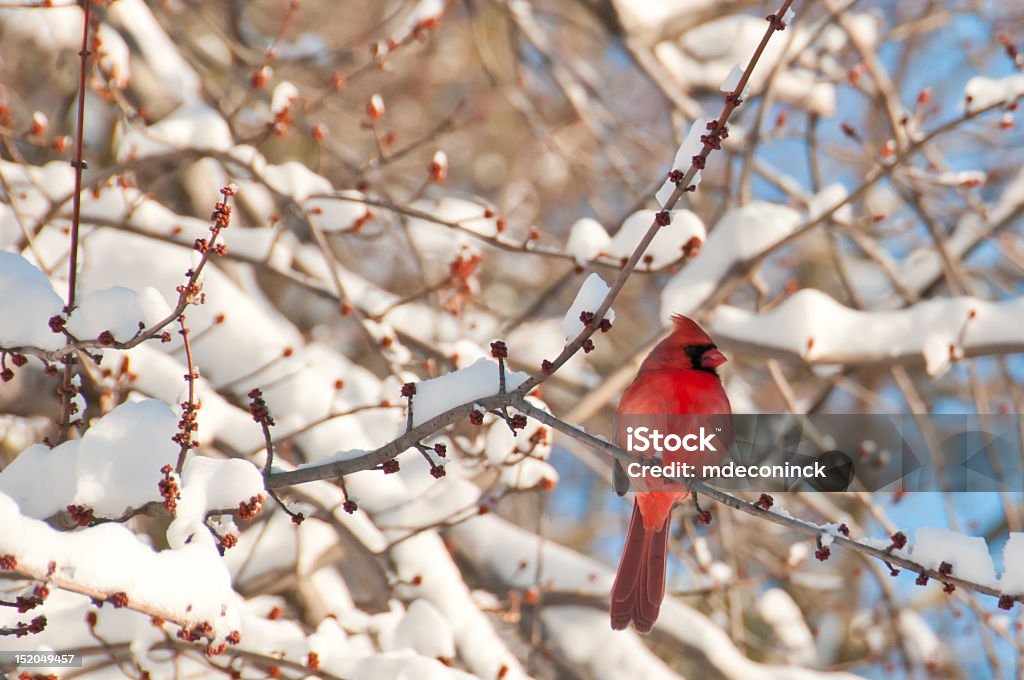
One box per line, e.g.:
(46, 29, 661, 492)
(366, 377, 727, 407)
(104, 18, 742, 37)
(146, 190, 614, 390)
(0, 398, 266, 640)
(0, 186, 238, 366)
(560, 273, 615, 343)
(709, 290, 1024, 375)
(0, 400, 178, 520)
(0, 492, 241, 643)
(661, 201, 802, 318)
(449, 494, 862, 679)
(410, 358, 528, 428)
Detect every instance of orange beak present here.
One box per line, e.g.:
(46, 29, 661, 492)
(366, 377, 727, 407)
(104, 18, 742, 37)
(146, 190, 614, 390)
(700, 348, 727, 370)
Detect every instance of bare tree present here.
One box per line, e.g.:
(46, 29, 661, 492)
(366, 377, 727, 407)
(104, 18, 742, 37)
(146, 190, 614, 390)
(0, 0, 1022, 678)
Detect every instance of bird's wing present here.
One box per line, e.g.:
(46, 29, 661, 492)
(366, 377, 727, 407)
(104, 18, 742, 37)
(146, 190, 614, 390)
(613, 459, 630, 496)
(612, 369, 732, 494)
(612, 372, 688, 497)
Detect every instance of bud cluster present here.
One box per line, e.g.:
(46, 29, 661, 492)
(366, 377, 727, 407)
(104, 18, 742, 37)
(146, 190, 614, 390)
(247, 389, 275, 427)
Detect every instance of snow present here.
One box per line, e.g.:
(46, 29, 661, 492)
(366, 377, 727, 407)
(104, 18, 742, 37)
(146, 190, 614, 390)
(787, 542, 810, 567)
(0, 252, 65, 351)
(424, 153, 447, 188)
(661, 201, 801, 320)
(95, 23, 131, 89)
(708, 561, 733, 584)
(270, 81, 300, 114)
(652, 16, 845, 116)
(506, 319, 595, 385)
(107, 0, 202, 104)
(0, 11, 130, 89)
(758, 589, 816, 666)
(485, 398, 552, 464)
(1000, 533, 1024, 594)
(404, 0, 444, 32)
(390, 530, 529, 680)
(612, 0, 716, 32)
(167, 456, 265, 550)
(864, 183, 903, 219)
(608, 209, 706, 267)
(566, 217, 611, 265)
(265, 161, 334, 201)
(897, 610, 943, 668)
(78, 228, 307, 387)
(0, 6, 83, 53)
(807, 183, 852, 223)
(990, 614, 1012, 634)
(30, 111, 49, 135)
(305, 191, 372, 232)
(0, 589, 161, 663)
(403, 196, 498, 282)
(73, 400, 180, 516)
(656, 118, 710, 206)
(295, 516, 342, 575)
(935, 170, 986, 187)
(561, 273, 616, 341)
(449, 511, 861, 680)
(0, 492, 239, 640)
(0, 441, 78, 519)
(500, 457, 559, 490)
(720, 64, 745, 93)
(222, 510, 304, 586)
(344, 650, 477, 680)
(369, 93, 385, 118)
(451, 512, 610, 592)
(542, 607, 681, 679)
(411, 358, 528, 427)
(3, 158, 75, 203)
(391, 599, 456, 660)
(69, 374, 86, 425)
(229, 597, 311, 664)
(709, 289, 1024, 376)
(839, 13, 878, 50)
(964, 74, 1024, 112)
(116, 103, 232, 161)
(123, 345, 263, 453)
(902, 166, 1024, 297)
(412, 197, 500, 241)
(911, 527, 997, 588)
(0, 400, 178, 519)
(691, 536, 711, 567)
(66, 285, 170, 341)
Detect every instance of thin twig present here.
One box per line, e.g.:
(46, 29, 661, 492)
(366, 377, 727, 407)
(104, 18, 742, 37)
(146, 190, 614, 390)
(174, 315, 199, 473)
(56, 0, 92, 443)
(249, 389, 304, 524)
(513, 399, 1022, 606)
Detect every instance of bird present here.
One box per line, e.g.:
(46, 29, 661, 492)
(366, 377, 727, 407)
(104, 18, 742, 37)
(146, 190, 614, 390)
(609, 315, 732, 634)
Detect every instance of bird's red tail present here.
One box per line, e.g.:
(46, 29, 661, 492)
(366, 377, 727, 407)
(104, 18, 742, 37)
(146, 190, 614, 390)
(609, 501, 670, 634)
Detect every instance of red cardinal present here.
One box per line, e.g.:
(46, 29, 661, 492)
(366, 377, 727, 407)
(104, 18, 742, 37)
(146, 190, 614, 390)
(610, 315, 732, 633)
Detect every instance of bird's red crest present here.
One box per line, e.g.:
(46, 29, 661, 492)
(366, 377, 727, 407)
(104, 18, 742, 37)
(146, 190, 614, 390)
(670, 314, 714, 345)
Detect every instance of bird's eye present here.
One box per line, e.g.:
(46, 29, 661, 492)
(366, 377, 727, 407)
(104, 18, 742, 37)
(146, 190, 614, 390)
(683, 344, 716, 369)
